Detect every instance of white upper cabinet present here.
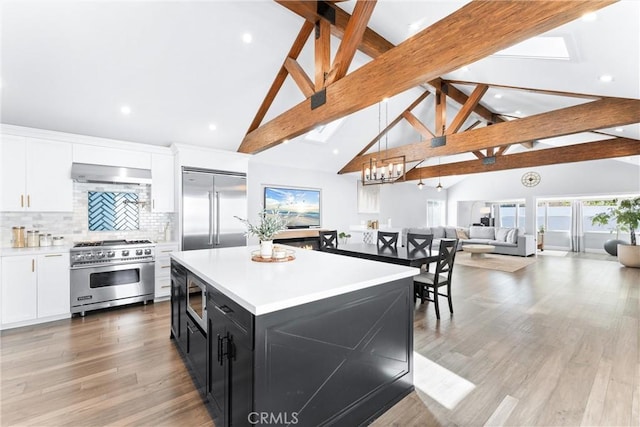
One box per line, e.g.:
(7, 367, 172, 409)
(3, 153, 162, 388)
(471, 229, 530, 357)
(151, 153, 175, 212)
(0, 135, 73, 212)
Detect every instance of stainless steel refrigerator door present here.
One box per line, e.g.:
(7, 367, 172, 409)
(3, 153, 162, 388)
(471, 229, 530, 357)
(212, 174, 247, 248)
(182, 170, 215, 251)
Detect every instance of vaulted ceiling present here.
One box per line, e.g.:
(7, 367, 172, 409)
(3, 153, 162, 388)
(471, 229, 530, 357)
(1, 1, 639, 188)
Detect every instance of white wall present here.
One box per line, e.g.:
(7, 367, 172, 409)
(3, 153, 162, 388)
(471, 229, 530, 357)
(246, 160, 360, 243)
(376, 182, 448, 228)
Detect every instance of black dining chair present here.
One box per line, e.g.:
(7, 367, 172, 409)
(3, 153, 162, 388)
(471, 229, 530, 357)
(413, 239, 458, 319)
(377, 231, 399, 249)
(319, 230, 338, 250)
(406, 233, 434, 271)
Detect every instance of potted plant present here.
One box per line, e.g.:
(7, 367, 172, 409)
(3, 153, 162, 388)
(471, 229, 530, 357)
(338, 231, 351, 245)
(236, 209, 288, 258)
(537, 225, 545, 251)
(591, 197, 640, 267)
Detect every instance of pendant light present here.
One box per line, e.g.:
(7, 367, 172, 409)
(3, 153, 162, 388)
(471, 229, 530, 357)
(436, 156, 443, 192)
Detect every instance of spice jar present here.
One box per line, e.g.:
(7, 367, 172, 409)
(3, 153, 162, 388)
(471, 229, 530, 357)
(12, 226, 25, 248)
(39, 234, 52, 247)
(27, 230, 40, 247)
(52, 236, 65, 246)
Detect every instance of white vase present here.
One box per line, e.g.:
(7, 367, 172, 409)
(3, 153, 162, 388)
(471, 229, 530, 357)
(260, 240, 273, 259)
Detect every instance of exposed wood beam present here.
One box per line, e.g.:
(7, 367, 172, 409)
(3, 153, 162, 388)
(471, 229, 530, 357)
(326, 0, 377, 84)
(435, 88, 447, 136)
(241, 1, 614, 154)
(464, 120, 483, 132)
(496, 145, 511, 156)
(405, 138, 640, 180)
(472, 151, 485, 160)
(520, 141, 536, 149)
(432, 79, 503, 124)
(487, 147, 495, 157)
(339, 97, 640, 174)
(275, 1, 394, 58)
(403, 111, 435, 140)
(315, 19, 331, 90)
(447, 79, 601, 101)
(355, 91, 431, 157)
(245, 20, 314, 134)
(284, 57, 315, 98)
(446, 84, 489, 135)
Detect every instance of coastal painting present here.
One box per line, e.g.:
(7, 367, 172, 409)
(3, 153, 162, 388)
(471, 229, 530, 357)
(264, 186, 321, 228)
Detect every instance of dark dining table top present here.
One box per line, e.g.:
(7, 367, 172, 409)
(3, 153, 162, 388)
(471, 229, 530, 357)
(323, 242, 438, 267)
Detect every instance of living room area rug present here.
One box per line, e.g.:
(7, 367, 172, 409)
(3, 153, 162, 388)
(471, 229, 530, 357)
(455, 252, 537, 272)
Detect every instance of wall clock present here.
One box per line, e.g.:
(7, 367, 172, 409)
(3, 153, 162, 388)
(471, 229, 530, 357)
(521, 171, 541, 187)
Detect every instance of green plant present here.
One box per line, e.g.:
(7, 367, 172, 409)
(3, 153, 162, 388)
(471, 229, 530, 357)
(338, 232, 351, 239)
(591, 197, 640, 246)
(235, 209, 288, 242)
(538, 225, 545, 233)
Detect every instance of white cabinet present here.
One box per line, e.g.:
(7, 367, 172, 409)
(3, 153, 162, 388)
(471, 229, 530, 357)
(155, 242, 179, 299)
(36, 253, 70, 318)
(1, 252, 70, 327)
(0, 135, 73, 212)
(151, 153, 175, 212)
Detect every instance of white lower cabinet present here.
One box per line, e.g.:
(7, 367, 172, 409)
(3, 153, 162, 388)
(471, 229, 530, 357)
(1, 252, 70, 327)
(155, 242, 179, 299)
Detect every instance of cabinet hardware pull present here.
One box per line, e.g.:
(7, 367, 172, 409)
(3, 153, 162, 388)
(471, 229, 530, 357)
(153, 199, 155, 209)
(215, 304, 233, 315)
(161, 265, 170, 268)
(27, 195, 31, 207)
(217, 334, 222, 364)
(161, 285, 170, 289)
(161, 250, 174, 253)
(44, 254, 63, 257)
(32, 259, 35, 272)
(21, 195, 24, 207)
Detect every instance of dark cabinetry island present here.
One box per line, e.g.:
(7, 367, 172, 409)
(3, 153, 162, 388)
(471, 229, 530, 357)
(171, 246, 418, 426)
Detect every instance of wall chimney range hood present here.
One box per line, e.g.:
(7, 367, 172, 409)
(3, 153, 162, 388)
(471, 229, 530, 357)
(71, 163, 152, 185)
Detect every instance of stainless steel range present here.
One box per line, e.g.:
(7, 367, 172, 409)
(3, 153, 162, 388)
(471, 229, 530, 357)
(70, 239, 155, 316)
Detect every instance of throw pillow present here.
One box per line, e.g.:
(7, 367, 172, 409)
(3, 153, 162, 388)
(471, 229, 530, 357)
(496, 227, 510, 242)
(456, 229, 469, 240)
(506, 228, 517, 243)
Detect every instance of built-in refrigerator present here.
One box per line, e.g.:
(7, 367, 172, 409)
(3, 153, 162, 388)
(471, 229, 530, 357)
(182, 168, 247, 251)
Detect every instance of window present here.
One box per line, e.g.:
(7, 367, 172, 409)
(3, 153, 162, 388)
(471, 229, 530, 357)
(426, 200, 445, 227)
(499, 203, 517, 227)
(546, 201, 571, 231)
(583, 200, 617, 232)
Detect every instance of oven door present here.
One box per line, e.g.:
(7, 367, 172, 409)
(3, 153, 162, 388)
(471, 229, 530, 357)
(186, 273, 207, 331)
(70, 262, 155, 311)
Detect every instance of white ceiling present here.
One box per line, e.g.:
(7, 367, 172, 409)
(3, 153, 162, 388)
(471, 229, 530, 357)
(1, 0, 639, 177)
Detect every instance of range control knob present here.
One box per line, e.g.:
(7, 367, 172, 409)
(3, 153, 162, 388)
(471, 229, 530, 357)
(144, 249, 152, 255)
(84, 253, 94, 260)
(96, 252, 105, 259)
(74, 254, 84, 261)
(122, 250, 129, 257)
(135, 249, 143, 256)
(107, 251, 115, 258)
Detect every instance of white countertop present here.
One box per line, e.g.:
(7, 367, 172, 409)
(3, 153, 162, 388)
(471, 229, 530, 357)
(171, 246, 419, 316)
(0, 245, 71, 257)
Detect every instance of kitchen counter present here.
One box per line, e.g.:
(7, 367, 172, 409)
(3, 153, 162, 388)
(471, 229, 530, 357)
(0, 245, 71, 257)
(170, 245, 418, 315)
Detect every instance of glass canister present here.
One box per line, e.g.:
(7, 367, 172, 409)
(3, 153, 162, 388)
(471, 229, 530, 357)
(52, 236, 65, 246)
(39, 233, 52, 247)
(27, 230, 40, 247)
(12, 226, 25, 248)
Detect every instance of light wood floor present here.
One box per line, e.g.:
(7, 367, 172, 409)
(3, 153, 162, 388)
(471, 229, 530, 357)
(1, 252, 638, 426)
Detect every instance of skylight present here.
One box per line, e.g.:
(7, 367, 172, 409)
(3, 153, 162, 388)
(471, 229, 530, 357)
(304, 118, 345, 143)
(493, 36, 570, 60)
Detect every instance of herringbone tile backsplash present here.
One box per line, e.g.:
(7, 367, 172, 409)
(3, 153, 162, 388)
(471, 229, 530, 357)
(0, 183, 176, 246)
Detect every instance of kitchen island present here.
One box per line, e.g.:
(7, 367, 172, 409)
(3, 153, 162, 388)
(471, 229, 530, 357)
(171, 245, 418, 426)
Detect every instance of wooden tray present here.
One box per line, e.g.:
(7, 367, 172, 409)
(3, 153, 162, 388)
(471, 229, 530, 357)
(251, 249, 295, 263)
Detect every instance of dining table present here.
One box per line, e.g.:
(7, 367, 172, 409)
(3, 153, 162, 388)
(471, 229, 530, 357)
(322, 242, 438, 268)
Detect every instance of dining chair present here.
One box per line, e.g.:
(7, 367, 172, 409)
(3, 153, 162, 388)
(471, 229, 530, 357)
(406, 233, 434, 271)
(413, 238, 458, 319)
(377, 231, 399, 249)
(319, 230, 338, 250)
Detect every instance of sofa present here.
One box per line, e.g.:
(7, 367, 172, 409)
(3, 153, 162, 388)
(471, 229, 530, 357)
(401, 225, 536, 257)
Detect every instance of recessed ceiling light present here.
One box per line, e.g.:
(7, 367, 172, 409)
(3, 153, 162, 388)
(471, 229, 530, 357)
(494, 94, 503, 99)
(457, 66, 469, 72)
(408, 22, 420, 32)
(283, 139, 289, 144)
(582, 12, 597, 22)
(120, 106, 131, 115)
(599, 74, 613, 82)
(242, 33, 252, 44)
(208, 123, 217, 131)
(382, 97, 389, 103)
(615, 127, 624, 132)
(515, 110, 522, 115)
(332, 149, 339, 155)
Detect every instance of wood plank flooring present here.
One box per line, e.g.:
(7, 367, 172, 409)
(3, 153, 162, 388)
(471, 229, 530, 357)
(1, 252, 638, 426)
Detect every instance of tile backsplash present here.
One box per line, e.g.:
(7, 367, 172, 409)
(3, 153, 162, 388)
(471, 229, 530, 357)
(0, 182, 176, 247)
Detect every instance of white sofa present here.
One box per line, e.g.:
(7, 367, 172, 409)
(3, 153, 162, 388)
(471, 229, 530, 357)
(401, 226, 536, 257)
